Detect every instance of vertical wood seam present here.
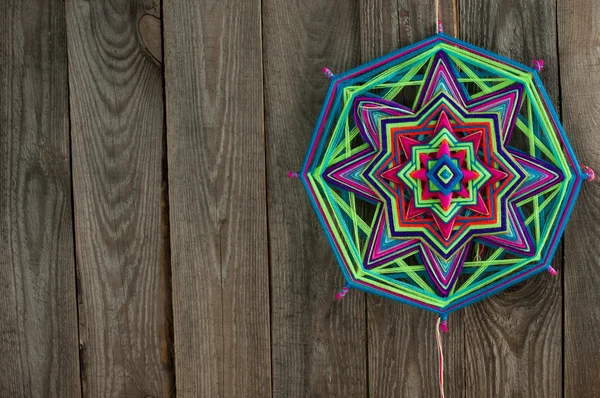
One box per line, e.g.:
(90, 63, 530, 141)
(157, 0, 176, 395)
(258, 0, 275, 396)
(63, 1, 85, 394)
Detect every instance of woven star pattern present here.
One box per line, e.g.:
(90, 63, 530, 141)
(301, 34, 583, 314)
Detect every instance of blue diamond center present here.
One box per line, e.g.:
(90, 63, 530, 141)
(426, 154, 464, 195)
(437, 166, 454, 184)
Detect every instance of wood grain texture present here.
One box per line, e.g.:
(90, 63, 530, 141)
(66, 0, 172, 396)
(558, 0, 600, 396)
(4, 0, 598, 395)
(162, 1, 271, 397)
(0, 1, 80, 396)
(360, 2, 465, 397)
(262, 0, 367, 396)
(459, 1, 562, 396)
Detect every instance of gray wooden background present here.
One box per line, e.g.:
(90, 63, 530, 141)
(1, 0, 599, 397)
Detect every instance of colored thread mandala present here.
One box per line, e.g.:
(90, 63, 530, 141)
(300, 34, 585, 316)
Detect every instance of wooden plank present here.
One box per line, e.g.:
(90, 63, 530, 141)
(360, 2, 465, 397)
(162, 1, 271, 396)
(0, 1, 80, 396)
(459, 1, 562, 396)
(262, 1, 367, 396)
(66, 0, 173, 396)
(558, 0, 600, 396)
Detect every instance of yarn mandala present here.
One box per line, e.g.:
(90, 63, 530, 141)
(298, 33, 589, 318)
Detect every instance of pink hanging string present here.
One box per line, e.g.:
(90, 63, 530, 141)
(435, 4, 446, 391)
(436, 0, 443, 34)
(287, 171, 299, 179)
(436, 317, 446, 398)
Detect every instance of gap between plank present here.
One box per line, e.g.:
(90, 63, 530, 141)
(158, 1, 176, 394)
(259, 0, 275, 396)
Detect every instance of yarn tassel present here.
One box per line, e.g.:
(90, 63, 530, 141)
(436, 317, 446, 398)
(533, 59, 545, 71)
(336, 284, 351, 301)
(548, 266, 557, 276)
(582, 165, 596, 181)
(322, 67, 335, 80)
(440, 319, 448, 333)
